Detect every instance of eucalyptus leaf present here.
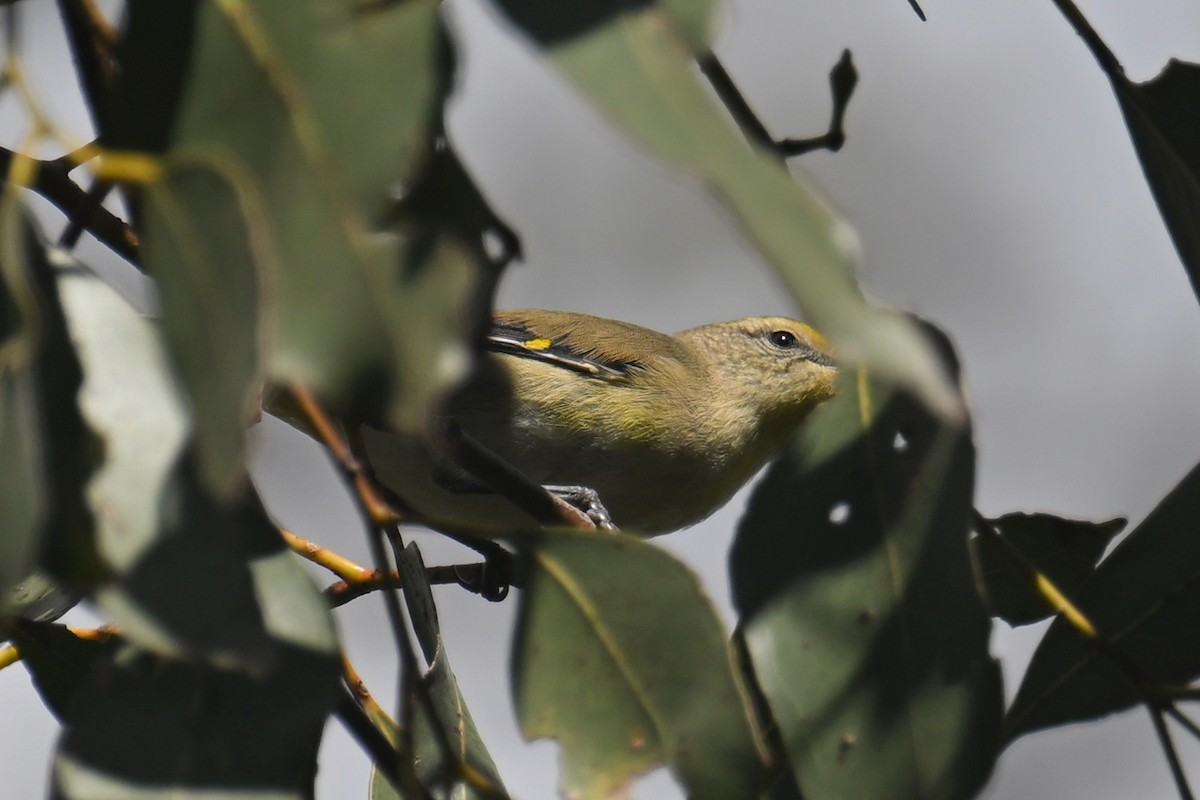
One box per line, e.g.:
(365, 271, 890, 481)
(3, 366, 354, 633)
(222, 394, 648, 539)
(8, 621, 120, 724)
(369, 543, 506, 800)
(1111, 60, 1200, 302)
(121, 0, 497, 491)
(53, 640, 340, 799)
(1006, 461, 1200, 740)
(4, 571, 80, 624)
(0, 211, 98, 600)
(513, 529, 764, 800)
(970, 512, 1124, 626)
(732, 322, 1002, 800)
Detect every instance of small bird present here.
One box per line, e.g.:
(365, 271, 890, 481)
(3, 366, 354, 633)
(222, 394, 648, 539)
(362, 309, 837, 536)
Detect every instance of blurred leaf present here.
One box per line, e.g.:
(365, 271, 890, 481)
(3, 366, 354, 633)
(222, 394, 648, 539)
(1111, 60, 1200, 302)
(370, 543, 506, 800)
(970, 512, 1125, 626)
(4, 571, 80, 623)
(93, 455, 297, 667)
(731, 322, 1002, 800)
(1006, 461, 1200, 740)
(52, 506, 339, 798)
(129, 0, 497, 491)
(0, 210, 99, 601)
(8, 621, 119, 723)
(54, 255, 189, 577)
(513, 529, 764, 800)
(491, 0, 958, 417)
(53, 641, 341, 799)
(51, 248, 281, 664)
(106, 0, 201, 154)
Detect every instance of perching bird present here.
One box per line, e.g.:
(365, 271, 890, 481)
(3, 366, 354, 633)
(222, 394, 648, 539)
(362, 309, 837, 536)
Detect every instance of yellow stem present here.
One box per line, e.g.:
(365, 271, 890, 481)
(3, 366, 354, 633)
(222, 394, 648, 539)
(281, 529, 376, 585)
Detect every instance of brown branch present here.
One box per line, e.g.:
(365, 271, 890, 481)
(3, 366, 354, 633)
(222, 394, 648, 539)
(0, 146, 139, 263)
(54, 0, 118, 136)
(286, 383, 464, 793)
(325, 561, 523, 608)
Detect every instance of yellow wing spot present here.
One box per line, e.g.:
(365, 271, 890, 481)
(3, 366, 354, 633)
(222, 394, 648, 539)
(523, 338, 553, 351)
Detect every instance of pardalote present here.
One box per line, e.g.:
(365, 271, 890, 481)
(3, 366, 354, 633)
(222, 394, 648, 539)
(362, 309, 837, 537)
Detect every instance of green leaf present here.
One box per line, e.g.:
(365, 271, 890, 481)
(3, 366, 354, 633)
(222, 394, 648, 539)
(8, 621, 120, 723)
(731, 322, 1002, 800)
(1111, 60, 1200, 302)
(0, 210, 99, 600)
(50, 504, 339, 798)
(970, 513, 1125, 626)
(1005, 461, 1200, 740)
(370, 542, 507, 800)
(4, 571, 80, 624)
(492, 0, 958, 417)
(127, 0, 497, 491)
(513, 529, 764, 800)
(54, 255, 189, 577)
(53, 640, 341, 799)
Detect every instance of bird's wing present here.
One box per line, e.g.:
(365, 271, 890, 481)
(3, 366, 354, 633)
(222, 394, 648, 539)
(487, 309, 694, 380)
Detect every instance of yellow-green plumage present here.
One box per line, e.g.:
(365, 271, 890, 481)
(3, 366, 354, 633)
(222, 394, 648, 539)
(363, 309, 837, 536)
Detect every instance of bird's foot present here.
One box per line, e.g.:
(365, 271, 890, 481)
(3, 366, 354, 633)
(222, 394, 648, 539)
(544, 485, 617, 532)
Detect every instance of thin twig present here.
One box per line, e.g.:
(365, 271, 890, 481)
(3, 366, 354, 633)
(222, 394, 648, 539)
(697, 53, 776, 151)
(334, 687, 420, 799)
(1148, 705, 1196, 800)
(0, 146, 139, 263)
(287, 383, 462, 798)
(54, 0, 117, 136)
(776, 50, 857, 157)
(280, 529, 376, 585)
(1166, 706, 1200, 744)
(1047, 0, 1124, 77)
(324, 562, 515, 607)
(699, 50, 860, 160)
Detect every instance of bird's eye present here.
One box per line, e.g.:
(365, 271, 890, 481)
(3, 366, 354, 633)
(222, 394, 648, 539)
(768, 330, 797, 349)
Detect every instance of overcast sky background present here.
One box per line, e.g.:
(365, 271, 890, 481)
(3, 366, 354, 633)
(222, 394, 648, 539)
(4, 1, 1200, 798)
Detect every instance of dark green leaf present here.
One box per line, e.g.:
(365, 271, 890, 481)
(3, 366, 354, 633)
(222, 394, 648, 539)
(53, 641, 340, 798)
(136, 0, 497, 491)
(105, 0, 201, 153)
(513, 529, 764, 800)
(1112, 60, 1200, 302)
(8, 621, 119, 723)
(970, 513, 1125, 626)
(4, 571, 80, 623)
(1006, 461, 1200, 740)
(51, 513, 339, 798)
(493, 0, 957, 416)
(52, 251, 281, 664)
(731, 322, 1002, 800)
(369, 543, 506, 800)
(0, 211, 99, 600)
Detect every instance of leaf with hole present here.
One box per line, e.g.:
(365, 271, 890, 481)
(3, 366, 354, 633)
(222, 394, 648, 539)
(731, 322, 1002, 800)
